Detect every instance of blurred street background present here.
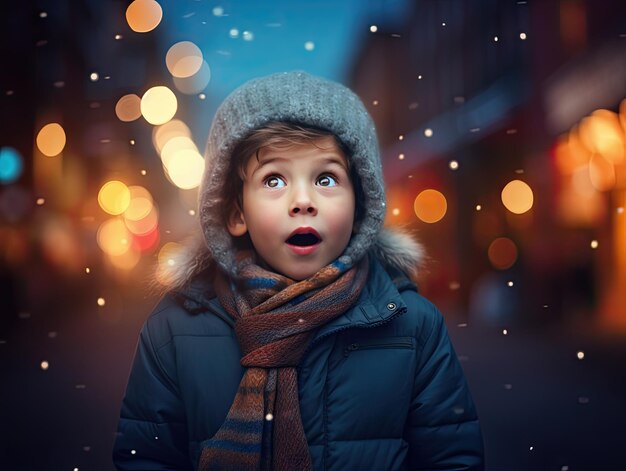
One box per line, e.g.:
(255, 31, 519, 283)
(1, 1, 625, 470)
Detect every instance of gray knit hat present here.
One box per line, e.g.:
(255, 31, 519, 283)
(199, 71, 386, 277)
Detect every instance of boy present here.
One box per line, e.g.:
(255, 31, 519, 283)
(113, 71, 484, 470)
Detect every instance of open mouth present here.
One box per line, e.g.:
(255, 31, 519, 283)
(286, 227, 322, 247)
(286, 232, 321, 246)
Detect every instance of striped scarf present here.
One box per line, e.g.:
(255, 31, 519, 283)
(198, 252, 369, 470)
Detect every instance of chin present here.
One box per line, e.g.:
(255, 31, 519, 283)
(282, 265, 319, 281)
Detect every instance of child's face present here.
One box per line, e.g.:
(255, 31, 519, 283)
(227, 136, 355, 280)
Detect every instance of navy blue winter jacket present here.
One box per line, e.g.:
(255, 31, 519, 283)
(113, 256, 484, 470)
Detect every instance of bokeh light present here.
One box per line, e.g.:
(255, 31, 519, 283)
(579, 109, 624, 164)
(124, 205, 159, 235)
(108, 245, 141, 270)
(133, 226, 160, 252)
(97, 218, 131, 256)
(41, 218, 82, 270)
(501, 180, 534, 214)
(554, 130, 591, 175)
(160, 135, 198, 167)
(126, 0, 163, 33)
(0, 147, 23, 184)
(124, 186, 154, 222)
(487, 237, 519, 270)
(156, 242, 185, 285)
(572, 166, 596, 196)
(115, 94, 142, 122)
(588, 153, 616, 191)
(141, 86, 178, 125)
(164, 148, 205, 189)
(414, 189, 447, 223)
(166, 41, 204, 78)
(172, 60, 211, 95)
(153, 119, 192, 152)
(36, 123, 66, 156)
(98, 181, 131, 216)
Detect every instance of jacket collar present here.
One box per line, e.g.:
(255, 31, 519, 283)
(175, 253, 411, 337)
(311, 254, 408, 342)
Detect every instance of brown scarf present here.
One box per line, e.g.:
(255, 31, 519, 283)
(197, 253, 369, 470)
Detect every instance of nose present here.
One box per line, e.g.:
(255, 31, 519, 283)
(290, 186, 317, 216)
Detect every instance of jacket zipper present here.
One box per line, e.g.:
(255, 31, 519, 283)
(301, 306, 408, 368)
(299, 306, 408, 471)
(342, 337, 414, 357)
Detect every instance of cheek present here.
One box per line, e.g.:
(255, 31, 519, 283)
(244, 199, 283, 238)
(325, 197, 355, 236)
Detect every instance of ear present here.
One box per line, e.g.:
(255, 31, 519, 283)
(227, 206, 248, 237)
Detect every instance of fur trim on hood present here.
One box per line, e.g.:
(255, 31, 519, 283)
(163, 226, 424, 293)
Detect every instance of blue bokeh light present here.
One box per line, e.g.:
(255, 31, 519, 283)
(0, 147, 24, 184)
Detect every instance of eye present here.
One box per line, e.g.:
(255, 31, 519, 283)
(264, 175, 286, 188)
(317, 174, 338, 187)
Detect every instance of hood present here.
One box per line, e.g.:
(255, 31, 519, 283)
(162, 71, 426, 295)
(198, 71, 386, 279)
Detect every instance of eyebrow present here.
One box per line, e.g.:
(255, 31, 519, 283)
(251, 155, 348, 176)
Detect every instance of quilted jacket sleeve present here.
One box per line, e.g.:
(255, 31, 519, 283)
(404, 300, 484, 470)
(113, 306, 194, 471)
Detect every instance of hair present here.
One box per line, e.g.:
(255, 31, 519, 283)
(220, 121, 365, 233)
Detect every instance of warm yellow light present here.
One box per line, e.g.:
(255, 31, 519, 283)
(36, 123, 66, 157)
(572, 166, 596, 196)
(98, 181, 131, 215)
(501, 180, 533, 214)
(579, 110, 624, 164)
(126, 0, 162, 33)
(166, 41, 204, 78)
(153, 119, 191, 152)
(160, 136, 198, 167)
(124, 186, 154, 221)
(141, 86, 178, 125)
(555, 131, 590, 175)
(97, 218, 132, 256)
(97, 297, 106, 306)
(41, 361, 49, 370)
(414, 189, 447, 223)
(125, 205, 159, 235)
(487, 237, 518, 270)
(108, 245, 141, 270)
(115, 94, 142, 122)
(619, 99, 626, 134)
(588, 153, 616, 191)
(172, 60, 211, 95)
(156, 242, 184, 285)
(164, 148, 205, 189)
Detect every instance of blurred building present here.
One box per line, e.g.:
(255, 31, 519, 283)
(349, 0, 626, 329)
